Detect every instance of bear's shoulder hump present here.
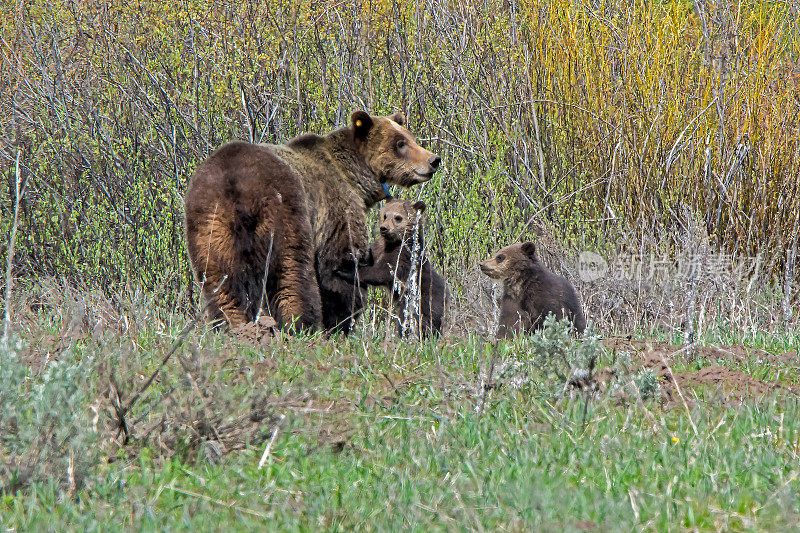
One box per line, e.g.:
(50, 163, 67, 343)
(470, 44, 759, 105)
(287, 133, 325, 150)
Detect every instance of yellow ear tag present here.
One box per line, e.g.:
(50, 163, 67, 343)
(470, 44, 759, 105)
(355, 120, 362, 127)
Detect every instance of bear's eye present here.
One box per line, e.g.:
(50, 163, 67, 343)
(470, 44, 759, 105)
(396, 139, 407, 150)
(497, 254, 505, 262)
(383, 214, 387, 220)
(395, 215, 403, 223)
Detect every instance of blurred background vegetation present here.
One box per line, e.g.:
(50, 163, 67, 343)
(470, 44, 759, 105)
(0, 0, 798, 329)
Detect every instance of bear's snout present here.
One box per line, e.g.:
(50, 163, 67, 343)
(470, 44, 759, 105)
(480, 260, 503, 280)
(413, 153, 441, 180)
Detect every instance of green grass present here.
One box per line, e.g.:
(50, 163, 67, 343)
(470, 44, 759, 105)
(1, 316, 799, 531)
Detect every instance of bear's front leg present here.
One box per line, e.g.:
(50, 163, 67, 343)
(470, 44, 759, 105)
(317, 270, 366, 334)
(496, 298, 525, 339)
(316, 213, 370, 334)
(334, 249, 394, 287)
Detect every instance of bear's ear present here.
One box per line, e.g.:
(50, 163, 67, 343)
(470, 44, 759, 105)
(351, 111, 374, 142)
(411, 200, 426, 213)
(521, 241, 537, 260)
(389, 111, 405, 126)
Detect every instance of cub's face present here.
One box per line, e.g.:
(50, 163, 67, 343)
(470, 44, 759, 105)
(378, 199, 425, 243)
(352, 111, 441, 187)
(480, 242, 538, 280)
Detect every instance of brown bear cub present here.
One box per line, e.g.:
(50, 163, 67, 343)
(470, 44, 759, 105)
(184, 111, 440, 333)
(337, 199, 448, 338)
(480, 242, 586, 338)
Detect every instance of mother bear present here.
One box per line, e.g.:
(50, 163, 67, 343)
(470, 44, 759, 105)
(184, 111, 440, 333)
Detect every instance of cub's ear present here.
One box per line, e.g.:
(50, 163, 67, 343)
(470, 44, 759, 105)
(521, 241, 537, 260)
(351, 111, 374, 141)
(411, 200, 426, 213)
(389, 111, 405, 126)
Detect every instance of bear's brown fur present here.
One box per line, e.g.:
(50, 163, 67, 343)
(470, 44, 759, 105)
(480, 242, 586, 338)
(184, 111, 440, 332)
(337, 199, 448, 338)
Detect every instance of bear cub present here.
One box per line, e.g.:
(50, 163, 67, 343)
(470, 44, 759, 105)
(480, 242, 586, 338)
(338, 199, 448, 338)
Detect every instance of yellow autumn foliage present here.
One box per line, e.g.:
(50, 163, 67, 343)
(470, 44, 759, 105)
(0, 0, 797, 293)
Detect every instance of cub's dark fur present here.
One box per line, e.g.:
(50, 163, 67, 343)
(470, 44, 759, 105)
(480, 242, 586, 338)
(338, 199, 447, 337)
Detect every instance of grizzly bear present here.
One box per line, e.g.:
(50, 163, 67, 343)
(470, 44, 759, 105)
(184, 111, 440, 332)
(336, 199, 448, 338)
(479, 242, 586, 338)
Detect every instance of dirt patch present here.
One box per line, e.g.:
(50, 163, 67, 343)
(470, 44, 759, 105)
(660, 365, 785, 406)
(675, 365, 778, 394)
(603, 337, 797, 367)
(603, 337, 794, 405)
(776, 351, 799, 365)
(232, 316, 277, 346)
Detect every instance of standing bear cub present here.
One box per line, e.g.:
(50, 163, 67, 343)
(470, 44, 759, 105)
(480, 242, 586, 338)
(184, 111, 440, 333)
(336, 199, 448, 338)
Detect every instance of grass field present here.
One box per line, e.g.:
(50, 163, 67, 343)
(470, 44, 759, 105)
(2, 0, 800, 529)
(1, 302, 798, 531)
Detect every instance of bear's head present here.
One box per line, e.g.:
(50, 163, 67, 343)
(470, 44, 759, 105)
(479, 242, 540, 281)
(378, 199, 426, 244)
(352, 110, 441, 187)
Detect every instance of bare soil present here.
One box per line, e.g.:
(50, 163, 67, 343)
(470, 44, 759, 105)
(603, 338, 797, 405)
